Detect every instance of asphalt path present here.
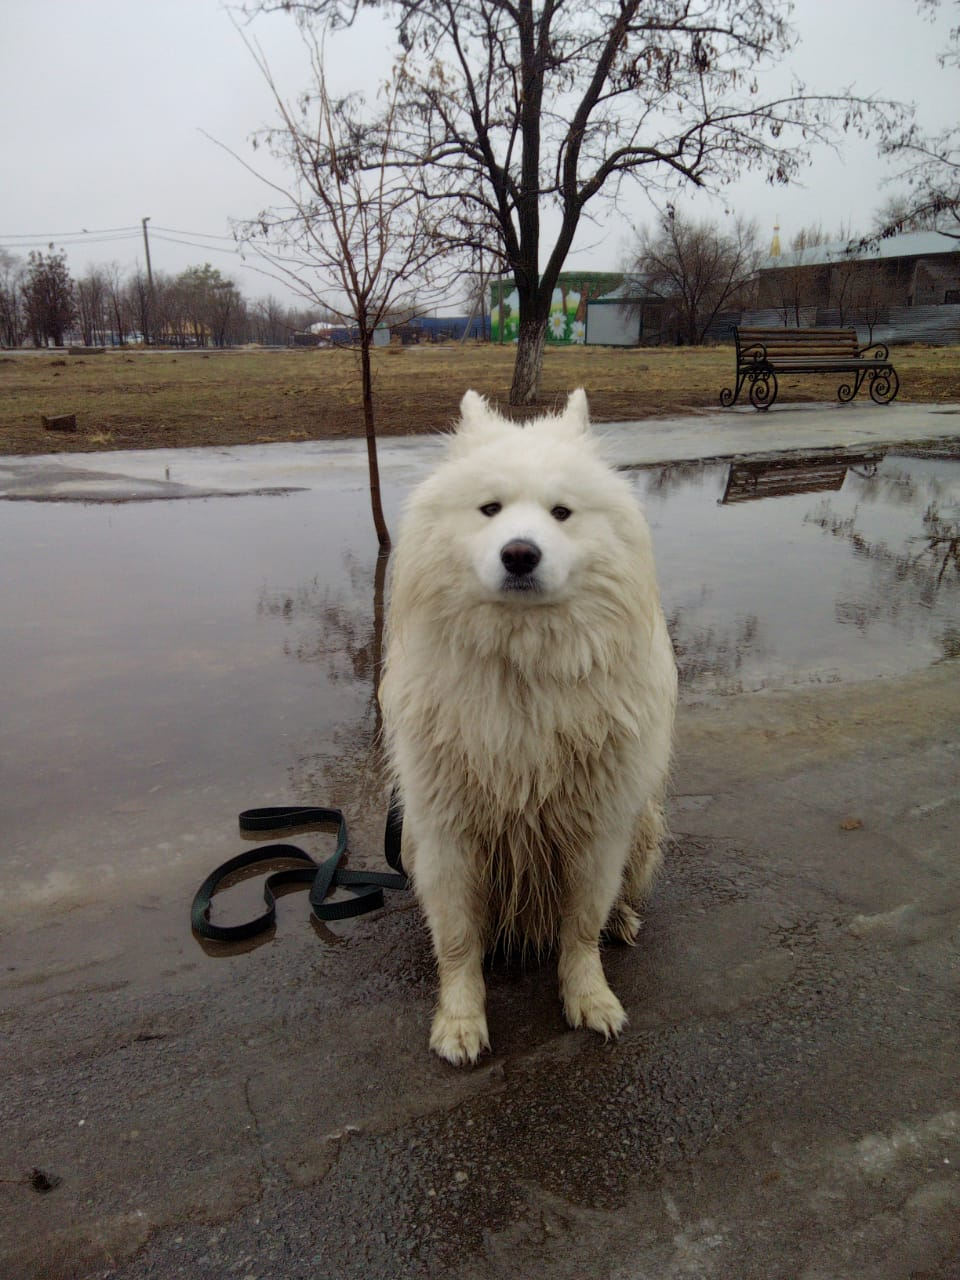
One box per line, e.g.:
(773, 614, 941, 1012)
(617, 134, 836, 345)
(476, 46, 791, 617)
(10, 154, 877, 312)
(2, 403, 959, 1279)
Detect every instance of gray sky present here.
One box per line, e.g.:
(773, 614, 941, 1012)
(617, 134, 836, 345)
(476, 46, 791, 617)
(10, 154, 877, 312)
(1, 0, 955, 309)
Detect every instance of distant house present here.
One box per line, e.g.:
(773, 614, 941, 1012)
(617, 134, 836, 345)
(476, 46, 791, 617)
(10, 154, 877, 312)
(292, 322, 394, 347)
(396, 315, 490, 343)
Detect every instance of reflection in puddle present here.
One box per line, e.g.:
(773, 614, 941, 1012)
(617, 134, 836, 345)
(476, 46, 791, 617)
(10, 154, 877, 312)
(720, 453, 881, 504)
(1, 449, 958, 905)
(0, 487, 395, 908)
(636, 451, 960, 693)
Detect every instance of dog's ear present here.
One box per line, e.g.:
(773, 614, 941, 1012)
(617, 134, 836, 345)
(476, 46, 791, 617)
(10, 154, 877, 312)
(459, 390, 490, 429)
(561, 388, 591, 435)
(451, 390, 506, 452)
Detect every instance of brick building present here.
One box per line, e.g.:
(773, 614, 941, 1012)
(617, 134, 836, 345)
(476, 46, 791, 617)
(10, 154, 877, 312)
(757, 230, 960, 317)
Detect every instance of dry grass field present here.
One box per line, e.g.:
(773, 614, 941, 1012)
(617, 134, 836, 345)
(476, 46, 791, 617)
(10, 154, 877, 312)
(1, 341, 957, 455)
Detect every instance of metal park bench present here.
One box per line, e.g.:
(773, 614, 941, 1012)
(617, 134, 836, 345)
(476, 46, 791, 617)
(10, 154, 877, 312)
(719, 326, 900, 411)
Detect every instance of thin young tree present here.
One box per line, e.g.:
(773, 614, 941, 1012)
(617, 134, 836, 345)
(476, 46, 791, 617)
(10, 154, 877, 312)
(226, 27, 454, 549)
(247, 0, 905, 405)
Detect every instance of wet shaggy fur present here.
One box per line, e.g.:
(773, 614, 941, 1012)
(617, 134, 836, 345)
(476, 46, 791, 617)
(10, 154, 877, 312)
(380, 389, 677, 1065)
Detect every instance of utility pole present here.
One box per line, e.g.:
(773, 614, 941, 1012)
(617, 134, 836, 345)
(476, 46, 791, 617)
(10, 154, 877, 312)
(141, 216, 154, 344)
(141, 216, 154, 290)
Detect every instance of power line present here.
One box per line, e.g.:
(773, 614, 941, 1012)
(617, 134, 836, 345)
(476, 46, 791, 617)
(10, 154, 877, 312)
(151, 225, 239, 241)
(0, 228, 248, 266)
(151, 232, 244, 257)
(0, 235, 143, 251)
(0, 225, 242, 253)
(0, 225, 141, 242)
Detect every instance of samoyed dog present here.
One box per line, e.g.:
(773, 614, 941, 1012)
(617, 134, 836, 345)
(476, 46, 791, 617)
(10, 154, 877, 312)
(380, 389, 676, 1065)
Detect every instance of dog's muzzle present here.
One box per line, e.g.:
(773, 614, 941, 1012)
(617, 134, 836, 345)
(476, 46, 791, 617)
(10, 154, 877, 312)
(500, 539, 541, 576)
(500, 539, 542, 592)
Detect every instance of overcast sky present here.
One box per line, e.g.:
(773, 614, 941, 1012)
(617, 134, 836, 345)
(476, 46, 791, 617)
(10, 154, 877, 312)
(1, 0, 955, 310)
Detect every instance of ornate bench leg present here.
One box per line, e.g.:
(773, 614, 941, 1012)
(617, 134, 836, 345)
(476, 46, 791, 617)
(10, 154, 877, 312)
(720, 373, 745, 407)
(748, 368, 778, 411)
(868, 366, 900, 404)
(838, 370, 867, 403)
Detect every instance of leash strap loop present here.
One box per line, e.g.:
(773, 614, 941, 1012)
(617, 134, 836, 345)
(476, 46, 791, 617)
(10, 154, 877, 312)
(191, 803, 407, 942)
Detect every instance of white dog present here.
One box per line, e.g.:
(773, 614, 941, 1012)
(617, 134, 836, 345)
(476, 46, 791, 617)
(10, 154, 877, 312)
(380, 389, 676, 1065)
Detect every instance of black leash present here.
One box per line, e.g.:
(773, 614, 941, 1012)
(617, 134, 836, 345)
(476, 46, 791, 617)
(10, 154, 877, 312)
(191, 798, 407, 943)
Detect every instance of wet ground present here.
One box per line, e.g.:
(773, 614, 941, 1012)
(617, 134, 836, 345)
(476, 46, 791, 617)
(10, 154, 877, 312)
(1, 401, 959, 1279)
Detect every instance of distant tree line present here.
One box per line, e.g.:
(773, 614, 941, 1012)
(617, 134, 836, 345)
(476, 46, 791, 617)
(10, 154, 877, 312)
(0, 246, 328, 349)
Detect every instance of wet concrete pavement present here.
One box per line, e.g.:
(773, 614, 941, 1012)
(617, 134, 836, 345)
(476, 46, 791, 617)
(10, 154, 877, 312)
(2, 399, 960, 1279)
(2, 399, 960, 502)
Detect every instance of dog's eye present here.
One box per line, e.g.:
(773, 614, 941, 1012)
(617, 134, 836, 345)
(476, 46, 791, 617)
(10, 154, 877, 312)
(551, 505, 573, 522)
(479, 502, 502, 517)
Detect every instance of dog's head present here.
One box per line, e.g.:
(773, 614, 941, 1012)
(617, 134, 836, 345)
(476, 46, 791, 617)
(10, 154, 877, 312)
(397, 389, 652, 612)
(452, 389, 590, 600)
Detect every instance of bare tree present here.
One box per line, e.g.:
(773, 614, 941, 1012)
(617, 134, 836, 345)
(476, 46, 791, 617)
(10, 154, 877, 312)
(459, 250, 494, 344)
(246, 0, 905, 405)
(22, 247, 75, 347)
(103, 262, 131, 345)
(847, 260, 898, 345)
(625, 207, 759, 344)
(872, 192, 944, 236)
(76, 267, 110, 346)
(126, 268, 152, 344)
(829, 252, 861, 328)
(765, 224, 832, 326)
(173, 264, 247, 347)
(875, 1, 959, 240)
(0, 249, 27, 348)
(251, 294, 304, 345)
(227, 27, 455, 549)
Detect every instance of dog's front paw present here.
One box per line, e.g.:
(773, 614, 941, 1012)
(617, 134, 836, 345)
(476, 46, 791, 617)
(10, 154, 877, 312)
(563, 984, 627, 1040)
(430, 1009, 491, 1066)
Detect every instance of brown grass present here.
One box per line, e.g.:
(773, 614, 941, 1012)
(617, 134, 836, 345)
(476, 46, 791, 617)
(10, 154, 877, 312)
(0, 342, 957, 455)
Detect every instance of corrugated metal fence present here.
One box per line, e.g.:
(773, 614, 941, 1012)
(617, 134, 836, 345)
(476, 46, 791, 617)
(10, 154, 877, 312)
(705, 304, 960, 345)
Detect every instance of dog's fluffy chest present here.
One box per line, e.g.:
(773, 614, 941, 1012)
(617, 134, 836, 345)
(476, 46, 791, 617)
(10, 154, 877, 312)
(429, 655, 635, 808)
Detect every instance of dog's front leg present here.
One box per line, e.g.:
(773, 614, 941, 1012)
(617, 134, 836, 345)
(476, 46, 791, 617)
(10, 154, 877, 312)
(558, 829, 630, 1039)
(414, 835, 490, 1066)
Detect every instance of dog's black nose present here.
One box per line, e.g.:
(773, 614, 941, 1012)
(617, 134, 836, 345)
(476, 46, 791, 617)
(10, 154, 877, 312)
(500, 540, 542, 576)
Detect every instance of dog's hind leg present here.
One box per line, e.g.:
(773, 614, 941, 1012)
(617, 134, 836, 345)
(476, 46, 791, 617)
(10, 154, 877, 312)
(606, 795, 667, 944)
(604, 901, 644, 946)
(558, 824, 631, 1039)
(413, 832, 491, 1067)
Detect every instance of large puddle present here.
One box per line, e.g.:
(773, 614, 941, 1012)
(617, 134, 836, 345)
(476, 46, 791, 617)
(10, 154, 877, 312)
(1, 446, 958, 909)
(634, 450, 960, 693)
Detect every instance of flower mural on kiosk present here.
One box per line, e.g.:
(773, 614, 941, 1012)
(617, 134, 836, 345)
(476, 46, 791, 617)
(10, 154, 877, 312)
(491, 273, 623, 345)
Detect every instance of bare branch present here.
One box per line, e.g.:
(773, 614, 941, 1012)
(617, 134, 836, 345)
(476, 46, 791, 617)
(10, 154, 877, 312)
(243, 0, 910, 401)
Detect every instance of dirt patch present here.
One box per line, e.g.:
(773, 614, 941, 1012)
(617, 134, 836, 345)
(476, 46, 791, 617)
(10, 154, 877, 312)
(1, 343, 957, 455)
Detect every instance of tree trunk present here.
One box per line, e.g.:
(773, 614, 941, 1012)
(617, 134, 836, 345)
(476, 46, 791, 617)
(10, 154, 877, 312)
(359, 337, 391, 551)
(371, 544, 390, 739)
(509, 314, 548, 405)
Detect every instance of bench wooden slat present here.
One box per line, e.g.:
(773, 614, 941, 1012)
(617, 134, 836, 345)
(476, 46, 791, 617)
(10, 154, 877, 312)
(755, 358, 879, 367)
(748, 350, 860, 359)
